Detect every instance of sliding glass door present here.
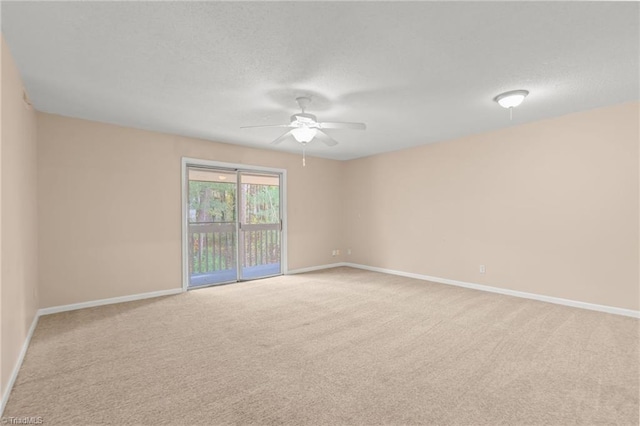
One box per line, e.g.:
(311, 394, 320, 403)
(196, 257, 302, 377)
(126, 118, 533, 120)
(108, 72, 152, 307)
(187, 167, 238, 287)
(239, 172, 282, 280)
(185, 164, 283, 288)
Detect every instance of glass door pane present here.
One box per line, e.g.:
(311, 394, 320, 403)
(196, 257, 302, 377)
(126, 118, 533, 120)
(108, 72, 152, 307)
(187, 167, 238, 287)
(238, 172, 282, 280)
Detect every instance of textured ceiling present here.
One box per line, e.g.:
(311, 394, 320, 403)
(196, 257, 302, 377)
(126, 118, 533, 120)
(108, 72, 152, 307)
(2, 2, 638, 160)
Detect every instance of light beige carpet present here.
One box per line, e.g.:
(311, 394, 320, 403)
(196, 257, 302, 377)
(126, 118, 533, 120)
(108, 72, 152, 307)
(5, 267, 639, 425)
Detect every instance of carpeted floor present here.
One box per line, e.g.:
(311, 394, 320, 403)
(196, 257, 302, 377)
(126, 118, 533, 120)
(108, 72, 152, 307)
(5, 267, 639, 425)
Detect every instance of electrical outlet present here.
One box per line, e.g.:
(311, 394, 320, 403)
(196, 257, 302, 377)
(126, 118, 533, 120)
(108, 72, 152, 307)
(332, 250, 336, 256)
(479, 265, 486, 274)
(347, 248, 352, 255)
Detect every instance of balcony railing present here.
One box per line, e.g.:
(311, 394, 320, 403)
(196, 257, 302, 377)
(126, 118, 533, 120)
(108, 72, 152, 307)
(188, 222, 281, 284)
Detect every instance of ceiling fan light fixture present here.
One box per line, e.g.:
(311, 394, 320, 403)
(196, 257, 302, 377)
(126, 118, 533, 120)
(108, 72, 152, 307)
(494, 90, 529, 109)
(241, 96, 365, 149)
(291, 127, 317, 143)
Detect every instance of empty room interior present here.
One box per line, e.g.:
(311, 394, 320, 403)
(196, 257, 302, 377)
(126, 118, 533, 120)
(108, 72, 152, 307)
(1, 2, 639, 425)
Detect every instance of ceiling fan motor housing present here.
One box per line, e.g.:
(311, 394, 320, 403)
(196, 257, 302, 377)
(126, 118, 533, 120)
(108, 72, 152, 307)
(291, 113, 318, 127)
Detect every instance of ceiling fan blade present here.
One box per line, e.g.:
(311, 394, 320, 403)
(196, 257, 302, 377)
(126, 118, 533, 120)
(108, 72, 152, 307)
(240, 124, 292, 129)
(318, 121, 366, 130)
(271, 130, 292, 145)
(315, 130, 339, 147)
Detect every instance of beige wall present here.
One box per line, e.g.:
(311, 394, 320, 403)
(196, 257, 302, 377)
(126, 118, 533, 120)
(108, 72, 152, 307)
(37, 113, 345, 308)
(37, 103, 639, 312)
(344, 103, 639, 311)
(1, 37, 39, 398)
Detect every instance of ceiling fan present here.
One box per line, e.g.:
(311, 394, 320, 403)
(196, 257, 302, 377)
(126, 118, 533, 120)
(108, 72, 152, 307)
(241, 97, 366, 147)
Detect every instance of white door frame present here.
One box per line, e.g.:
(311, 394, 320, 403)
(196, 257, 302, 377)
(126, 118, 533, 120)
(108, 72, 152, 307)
(181, 157, 288, 291)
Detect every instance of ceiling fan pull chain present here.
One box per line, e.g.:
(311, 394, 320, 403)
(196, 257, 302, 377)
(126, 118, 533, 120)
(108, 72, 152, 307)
(302, 146, 306, 167)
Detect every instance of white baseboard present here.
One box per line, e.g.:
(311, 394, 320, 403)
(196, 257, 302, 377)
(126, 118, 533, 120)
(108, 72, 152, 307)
(38, 288, 184, 316)
(343, 263, 640, 319)
(286, 262, 347, 275)
(1, 313, 39, 417)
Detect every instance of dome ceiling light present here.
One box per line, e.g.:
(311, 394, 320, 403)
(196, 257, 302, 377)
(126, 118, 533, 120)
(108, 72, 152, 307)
(494, 90, 529, 120)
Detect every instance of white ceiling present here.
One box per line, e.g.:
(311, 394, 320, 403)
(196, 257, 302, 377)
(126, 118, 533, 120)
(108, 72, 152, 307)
(2, 2, 638, 160)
